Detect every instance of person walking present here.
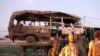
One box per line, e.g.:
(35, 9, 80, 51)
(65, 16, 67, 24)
(88, 31, 100, 56)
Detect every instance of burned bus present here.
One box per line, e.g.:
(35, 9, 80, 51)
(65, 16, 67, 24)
(8, 10, 83, 42)
(8, 10, 85, 56)
(8, 10, 83, 43)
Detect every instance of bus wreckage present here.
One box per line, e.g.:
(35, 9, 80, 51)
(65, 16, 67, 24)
(8, 10, 84, 56)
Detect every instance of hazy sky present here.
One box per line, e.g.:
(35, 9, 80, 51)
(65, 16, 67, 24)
(0, 0, 100, 36)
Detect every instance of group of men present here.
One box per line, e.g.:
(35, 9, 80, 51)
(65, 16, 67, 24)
(49, 31, 100, 56)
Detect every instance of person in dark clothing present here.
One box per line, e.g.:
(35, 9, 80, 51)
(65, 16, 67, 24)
(77, 33, 88, 56)
(58, 35, 69, 53)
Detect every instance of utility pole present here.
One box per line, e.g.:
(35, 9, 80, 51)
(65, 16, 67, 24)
(84, 16, 85, 27)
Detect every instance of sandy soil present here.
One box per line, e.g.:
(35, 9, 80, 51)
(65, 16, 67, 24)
(0, 38, 14, 45)
(0, 38, 26, 46)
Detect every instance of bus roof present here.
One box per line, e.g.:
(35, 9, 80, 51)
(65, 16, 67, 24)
(10, 10, 81, 23)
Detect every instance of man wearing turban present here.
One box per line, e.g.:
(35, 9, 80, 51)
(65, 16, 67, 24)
(59, 32, 82, 56)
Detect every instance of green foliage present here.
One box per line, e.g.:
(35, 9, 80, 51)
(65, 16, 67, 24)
(0, 45, 20, 56)
(0, 45, 48, 56)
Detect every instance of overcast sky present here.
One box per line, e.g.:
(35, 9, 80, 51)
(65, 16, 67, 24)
(0, 0, 100, 37)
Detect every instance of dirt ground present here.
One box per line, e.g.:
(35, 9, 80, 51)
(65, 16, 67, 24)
(0, 38, 14, 45)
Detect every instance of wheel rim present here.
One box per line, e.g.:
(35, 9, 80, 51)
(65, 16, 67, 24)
(26, 36, 36, 43)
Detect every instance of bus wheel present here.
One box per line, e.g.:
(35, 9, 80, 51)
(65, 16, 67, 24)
(26, 36, 36, 43)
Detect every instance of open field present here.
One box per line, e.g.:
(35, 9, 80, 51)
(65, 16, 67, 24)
(0, 38, 20, 56)
(0, 45, 20, 56)
(0, 38, 48, 56)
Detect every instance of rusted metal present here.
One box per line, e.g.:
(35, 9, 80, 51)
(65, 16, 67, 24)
(8, 10, 82, 56)
(8, 10, 81, 41)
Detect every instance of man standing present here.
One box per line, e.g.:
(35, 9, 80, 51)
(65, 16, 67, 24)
(58, 35, 69, 53)
(59, 32, 82, 56)
(88, 31, 100, 56)
(77, 33, 88, 56)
